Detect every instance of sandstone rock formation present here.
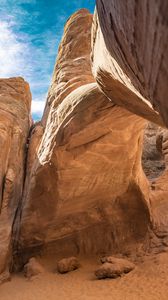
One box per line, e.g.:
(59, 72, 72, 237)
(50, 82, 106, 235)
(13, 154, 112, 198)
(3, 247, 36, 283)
(42, 9, 94, 126)
(12, 9, 153, 269)
(0, 77, 31, 278)
(0, 1, 168, 281)
(92, 1, 168, 127)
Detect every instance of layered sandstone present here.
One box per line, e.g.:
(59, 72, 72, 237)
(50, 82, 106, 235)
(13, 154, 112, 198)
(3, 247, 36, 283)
(17, 84, 150, 263)
(0, 77, 31, 277)
(0, 2, 167, 277)
(12, 9, 152, 268)
(42, 9, 94, 126)
(92, 1, 168, 126)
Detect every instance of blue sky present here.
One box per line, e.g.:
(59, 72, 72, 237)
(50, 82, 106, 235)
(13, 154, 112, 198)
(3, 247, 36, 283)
(0, 0, 95, 120)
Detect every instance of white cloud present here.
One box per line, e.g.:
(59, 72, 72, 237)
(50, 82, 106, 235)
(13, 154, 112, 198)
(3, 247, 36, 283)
(31, 99, 46, 115)
(0, 18, 52, 118)
(0, 1, 68, 119)
(0, 20, 31, 77)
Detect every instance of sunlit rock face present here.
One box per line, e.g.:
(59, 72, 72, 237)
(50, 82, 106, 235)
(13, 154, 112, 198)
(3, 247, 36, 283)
(0, 77, 31, 276)
(17, 83, 150, 260)
(92, 1, 168, 127)
(42, 9, 95, 126)
(14, 9, 151, 265)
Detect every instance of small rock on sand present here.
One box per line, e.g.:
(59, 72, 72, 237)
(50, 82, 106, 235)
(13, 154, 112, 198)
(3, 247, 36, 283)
(24, 257, 44, 279)
(57, 257, 79, 274)
(0, 270, 11, 285)
(95, 256, 135, 279)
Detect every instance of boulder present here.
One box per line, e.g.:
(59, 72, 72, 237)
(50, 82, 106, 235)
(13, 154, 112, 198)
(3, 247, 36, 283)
(24, 257, 44, 279)
(100, 256, 135, 271)
(0, 270, 11, 285)
(57, 257, 79, 274)
(95, 257, 135, 279)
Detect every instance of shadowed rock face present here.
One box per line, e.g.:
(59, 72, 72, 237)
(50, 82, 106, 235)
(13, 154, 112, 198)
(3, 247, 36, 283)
(93, 1, 168, 126)
(0, 77, 31, 276)
(142, 123, 166, 180)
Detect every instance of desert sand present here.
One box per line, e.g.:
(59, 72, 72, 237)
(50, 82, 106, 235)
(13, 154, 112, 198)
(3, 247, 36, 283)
(1, 253, 168, 300)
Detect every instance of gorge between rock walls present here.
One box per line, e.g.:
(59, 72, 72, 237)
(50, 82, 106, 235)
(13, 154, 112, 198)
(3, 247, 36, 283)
(0, 0, 168, 281)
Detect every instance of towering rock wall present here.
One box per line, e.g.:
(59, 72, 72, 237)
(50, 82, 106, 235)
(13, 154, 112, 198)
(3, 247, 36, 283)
(92, 1, 168, 126)
(13, 9, 152, 267)
(0, 78, 31, 277)
(42, 9, 94, 126)
(93, 0, 168, 254)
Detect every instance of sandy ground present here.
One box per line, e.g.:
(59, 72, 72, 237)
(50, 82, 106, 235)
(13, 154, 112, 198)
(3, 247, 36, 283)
(1, 253, 168, 300)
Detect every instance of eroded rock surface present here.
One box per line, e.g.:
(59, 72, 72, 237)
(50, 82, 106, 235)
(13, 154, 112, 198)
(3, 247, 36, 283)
(10, 9, 153, 269)
(92, 1, 168, 126)
(0, 77, 31, 276)
(42, 9, 94, 126)
(17, 83, 150, 263)
(0, 3, 166, 278)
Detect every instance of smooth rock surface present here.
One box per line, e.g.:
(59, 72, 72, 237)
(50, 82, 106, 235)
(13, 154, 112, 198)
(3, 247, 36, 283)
(0, 77, 31, 276)
(17, 83, 150, 260)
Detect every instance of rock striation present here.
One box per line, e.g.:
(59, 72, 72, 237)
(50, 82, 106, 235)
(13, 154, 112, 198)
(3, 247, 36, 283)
(12, 9, 153, 268)
(92, 1, 168, 126)
(42, 9, 94, 126)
